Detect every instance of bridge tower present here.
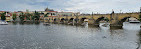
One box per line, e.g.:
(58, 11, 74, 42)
(140, 7, 141, 14)
(139, 7, 141, 21)
(110, 10, 119, 25)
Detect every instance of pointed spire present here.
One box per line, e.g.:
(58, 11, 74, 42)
(26, 9, 29, 12)
(120, 10, 122, 13)
(35, 10, 36, 12)
(45, 6, 49, 11)
(112, 9, 114, 14)
(92, 12, 93, 17)
(140, 7, 141, 13)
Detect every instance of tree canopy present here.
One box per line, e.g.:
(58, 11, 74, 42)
(12, 13, 17, 21)
(33, 11, 40, 21)
(1, 12, 6, 21)
(19, 12, 25, 21)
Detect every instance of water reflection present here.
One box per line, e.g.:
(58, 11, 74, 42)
(17, 21, 40, 25)
(12, 22, 18, 25)
(0, 22, 140, 49)
(137, 30, 141, 49)
(123, 22, 141, 30)
(99, 23, 110, 30)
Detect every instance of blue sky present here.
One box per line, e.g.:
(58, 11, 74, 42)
(0, 0, 140, 14)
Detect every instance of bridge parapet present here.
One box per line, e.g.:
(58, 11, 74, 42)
(44, 12, 140, 25)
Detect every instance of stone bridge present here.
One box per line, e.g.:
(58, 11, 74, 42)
(44, 12, 140, 25)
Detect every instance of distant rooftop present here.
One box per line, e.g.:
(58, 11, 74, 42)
(45, 8, 54, 11)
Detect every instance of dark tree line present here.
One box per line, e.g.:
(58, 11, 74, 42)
(19, 11, 40, 22)
(0, 12, 6, 21)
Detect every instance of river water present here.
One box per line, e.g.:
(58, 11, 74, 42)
(0, 22, 141, 49)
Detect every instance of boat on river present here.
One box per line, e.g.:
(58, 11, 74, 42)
(0, 21, 8, 25)
(129, 17, 140, 23)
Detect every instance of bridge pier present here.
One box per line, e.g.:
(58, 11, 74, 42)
(88, 19, 95, 25)
(110, 20, 123, 27)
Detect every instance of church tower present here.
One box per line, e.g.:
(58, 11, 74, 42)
(45, 7, 49, 11)
(140, 7, 141, 13)
(45, 7, 54, 11)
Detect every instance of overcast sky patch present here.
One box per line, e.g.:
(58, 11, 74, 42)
(0, 0, 140, 14)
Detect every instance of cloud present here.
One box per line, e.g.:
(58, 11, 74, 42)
(0, 0, 47, 11)
(0, 0, 140, 13)
(62, 0, 141, 13)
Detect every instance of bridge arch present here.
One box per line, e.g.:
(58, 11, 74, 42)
(67, 18, 75, 24)
(119, 17, 138, 22)
(54, 18, 57, 22)
(60, 18, 65, 22)
(80, 17, 87, 21)
(95, 17, 109, 23)
(80, 17, 88, 23)
(69, 18, 74, 22)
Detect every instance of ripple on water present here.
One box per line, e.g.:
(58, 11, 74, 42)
(0, 23, 140, 49)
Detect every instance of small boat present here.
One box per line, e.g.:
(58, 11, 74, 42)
(0, 21, 8, 25)
(129, 20, 140, 23)
(43, 23, 50, 26)
(129, 17, 140, 23)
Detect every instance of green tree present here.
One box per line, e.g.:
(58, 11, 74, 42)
(1, 12, 6, 21)
(44, 13, 48, 17)
(19, 12, 25, 21)
(12, 13, 17, 21)
(33, 11, 40, 21)
(25, 13, 32, 20)
(104, 17, 109, 22)
(29, 13, 33, 21)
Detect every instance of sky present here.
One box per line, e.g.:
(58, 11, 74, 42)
(0, 0, 140, 14)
